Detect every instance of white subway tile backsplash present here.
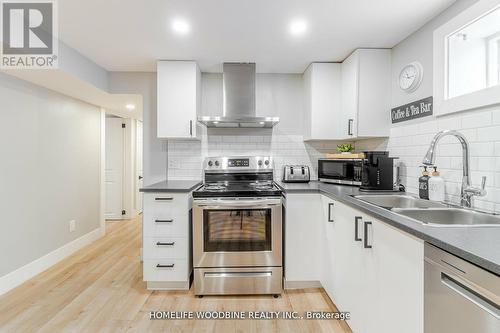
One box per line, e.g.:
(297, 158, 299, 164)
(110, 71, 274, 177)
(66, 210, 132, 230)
(437, 116, 461, 131)
(167, 133, 350, 181)
(469, 142, 493, 157)
(461, 111, 491, 129)
(383, 107, 500, 211)
(477, 126, 500, 142)
(418, 121, 439, 134)
(491, 109, 500, 125)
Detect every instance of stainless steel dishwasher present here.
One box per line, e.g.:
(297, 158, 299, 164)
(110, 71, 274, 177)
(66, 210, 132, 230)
(425, 243, 500, 333)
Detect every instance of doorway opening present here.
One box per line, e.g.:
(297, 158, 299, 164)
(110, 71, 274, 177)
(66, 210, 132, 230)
(104, 114, 143, 220)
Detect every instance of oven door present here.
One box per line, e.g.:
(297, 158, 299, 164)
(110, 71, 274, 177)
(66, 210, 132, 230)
(193, 198, 282, 268)
(318, 159, 362, 185)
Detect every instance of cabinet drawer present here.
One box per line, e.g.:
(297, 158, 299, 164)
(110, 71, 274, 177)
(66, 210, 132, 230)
(143, 259, 189, 281)
(143, 237, 188, 259)
(143, 213, 188, 237)
(144, 193, 189, 216)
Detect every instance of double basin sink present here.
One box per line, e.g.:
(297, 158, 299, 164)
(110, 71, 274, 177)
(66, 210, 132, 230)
(354, 194, 500, 227)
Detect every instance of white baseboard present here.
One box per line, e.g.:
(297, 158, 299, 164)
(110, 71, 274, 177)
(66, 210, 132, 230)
(0, 228, 102, 296)
(284, 280, 323, 289)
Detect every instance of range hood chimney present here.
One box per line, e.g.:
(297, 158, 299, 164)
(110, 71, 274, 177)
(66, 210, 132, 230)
(198, 63, 279, 128)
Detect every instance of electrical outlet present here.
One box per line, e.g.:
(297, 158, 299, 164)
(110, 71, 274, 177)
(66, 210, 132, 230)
(69, 220, 76, 233)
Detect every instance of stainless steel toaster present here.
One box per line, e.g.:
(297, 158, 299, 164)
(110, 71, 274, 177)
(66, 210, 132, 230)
(282, 165, 310, 183)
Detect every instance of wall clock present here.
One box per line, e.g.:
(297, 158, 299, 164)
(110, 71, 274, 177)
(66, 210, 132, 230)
(399, 61, 423, 93)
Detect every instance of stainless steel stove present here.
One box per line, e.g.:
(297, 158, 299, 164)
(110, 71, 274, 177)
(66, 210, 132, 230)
(192, 156, 283, 296)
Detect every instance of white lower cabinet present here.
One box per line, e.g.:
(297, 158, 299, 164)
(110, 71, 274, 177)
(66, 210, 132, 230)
(142, 192, 192, 290)
(288, 194, 424, 333)
(320, 195, 336, 296)
(284, 193, 323, 287)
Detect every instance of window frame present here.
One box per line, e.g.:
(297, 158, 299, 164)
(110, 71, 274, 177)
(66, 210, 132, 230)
(434, 0, 500, 116)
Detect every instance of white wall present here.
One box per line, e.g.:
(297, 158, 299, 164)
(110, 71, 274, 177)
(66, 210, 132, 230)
(59, 41, 109, 92)
(390, 0, 481, 108)
(0, 73, 102, 277)
(357, 0, 500, 211)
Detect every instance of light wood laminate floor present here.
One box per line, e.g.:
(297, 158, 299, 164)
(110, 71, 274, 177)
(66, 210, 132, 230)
(0, 216, 351, 333)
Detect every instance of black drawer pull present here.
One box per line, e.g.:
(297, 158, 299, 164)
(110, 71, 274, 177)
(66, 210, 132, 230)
(328, 202, 334, 222)
(156, 242, 175, 246)
(354, 216, 362, 241)
(155, 197, 173, 201)
(156, 264, 175, 268)
(155, 219, 173, 223)
(364, 221, 372, 249)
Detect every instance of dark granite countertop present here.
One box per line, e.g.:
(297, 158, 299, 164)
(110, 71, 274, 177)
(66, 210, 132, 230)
(140, 180, 202, 193)
(275, 180, 500, 276)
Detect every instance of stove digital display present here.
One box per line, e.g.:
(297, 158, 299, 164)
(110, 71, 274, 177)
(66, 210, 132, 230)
(228, 158, 249, 167)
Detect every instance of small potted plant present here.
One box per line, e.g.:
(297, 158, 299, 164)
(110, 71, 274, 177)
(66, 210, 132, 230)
(337, 143, 354, 154)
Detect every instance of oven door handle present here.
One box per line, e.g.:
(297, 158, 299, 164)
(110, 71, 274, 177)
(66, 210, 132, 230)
(196, 204, 280, 210)
(195, 200, 281, 208)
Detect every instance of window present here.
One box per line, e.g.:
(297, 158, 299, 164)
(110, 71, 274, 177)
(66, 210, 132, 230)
(434, 0, 500, 116)
(447, 5, 500, 98)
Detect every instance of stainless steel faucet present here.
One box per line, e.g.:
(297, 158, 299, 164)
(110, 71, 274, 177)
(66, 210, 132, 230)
(422, 130, 486, 207)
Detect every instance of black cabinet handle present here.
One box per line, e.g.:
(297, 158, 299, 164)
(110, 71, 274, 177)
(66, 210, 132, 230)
(189, 120, 193, 136)
(155, 197, 173, 201)
(348, 119, 354, 136)
(328, 203, 334, 222)
(156, 264, 175, 268)
(155, 219, 173, 223)
(138, 175, 143, 180)
(354, 216, 362, 241)
(156, 242, 175, 246)
(364, 221, 372, 249)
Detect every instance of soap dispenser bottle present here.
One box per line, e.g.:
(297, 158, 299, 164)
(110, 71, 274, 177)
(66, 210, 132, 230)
(419, 166, 430, 200)
(429, 166, 445, 202)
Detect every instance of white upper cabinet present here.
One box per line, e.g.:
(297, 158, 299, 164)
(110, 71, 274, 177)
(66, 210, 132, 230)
(157, 61, 201, 139)
(303, 63, 343, 140)
(341, 49, 391, 139)
(434, 0, 500, 116)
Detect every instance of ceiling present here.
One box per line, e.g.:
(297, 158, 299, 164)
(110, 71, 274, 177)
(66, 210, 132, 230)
(59, 0, 456, 73)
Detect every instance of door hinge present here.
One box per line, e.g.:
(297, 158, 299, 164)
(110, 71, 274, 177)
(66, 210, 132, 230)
(122, 123, 126, 128)
(122, 210, 126, 215)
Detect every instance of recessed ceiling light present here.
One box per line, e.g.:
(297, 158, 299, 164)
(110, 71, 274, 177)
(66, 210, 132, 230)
(125, 104, 136, 111)
(172, 18, 190, 35)
(289, 19, 307, 36)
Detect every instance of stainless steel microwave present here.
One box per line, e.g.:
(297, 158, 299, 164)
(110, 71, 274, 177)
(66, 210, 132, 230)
(318, 158, 363, 186)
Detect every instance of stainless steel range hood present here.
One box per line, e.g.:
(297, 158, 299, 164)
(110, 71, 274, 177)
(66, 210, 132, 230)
(198, 63, 279, 128)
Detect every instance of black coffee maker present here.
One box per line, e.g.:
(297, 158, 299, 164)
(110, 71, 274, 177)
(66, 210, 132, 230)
(360, 151, 396, 191)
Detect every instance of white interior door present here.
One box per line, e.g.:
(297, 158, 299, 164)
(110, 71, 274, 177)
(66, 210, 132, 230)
(105, 117, 124, 219)
(136, 120, 143, 213)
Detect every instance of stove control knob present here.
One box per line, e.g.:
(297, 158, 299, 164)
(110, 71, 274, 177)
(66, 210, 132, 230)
(264, 160, 270, 166)
(214, 160, 220, 167)
(258, 160, 263, 166)
(208, 160, 213, 167)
